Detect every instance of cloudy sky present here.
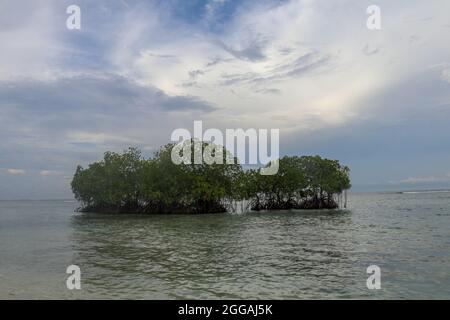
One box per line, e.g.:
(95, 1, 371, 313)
(1, 0, 450, 199)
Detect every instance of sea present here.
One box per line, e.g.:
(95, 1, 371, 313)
(0, 191, 449, 299)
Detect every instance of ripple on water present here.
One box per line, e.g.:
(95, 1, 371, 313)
(1, 194, 450, 299)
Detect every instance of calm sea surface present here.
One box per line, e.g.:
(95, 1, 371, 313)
(0, 192, 449, 299)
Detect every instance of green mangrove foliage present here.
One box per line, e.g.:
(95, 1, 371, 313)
(242, 156, 351, 211)
(71, 142, 351, 213)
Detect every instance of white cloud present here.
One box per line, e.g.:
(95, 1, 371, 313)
(39, 170, 55, 177)
(441, 68, 450, 84)
(109, 0, 450, 135)
(389, 175, 450, 185)
(5, 168, 26, 176)
(67, 132, 142, 145)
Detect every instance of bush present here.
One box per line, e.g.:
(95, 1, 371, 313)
(71, 142, 351, 213)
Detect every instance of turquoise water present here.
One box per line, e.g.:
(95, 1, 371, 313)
(0, 192, 449, 299)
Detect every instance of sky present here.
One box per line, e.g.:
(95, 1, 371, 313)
(0, 0, 450, 199)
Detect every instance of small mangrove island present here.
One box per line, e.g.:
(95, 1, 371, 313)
(71, 141, 351, 213)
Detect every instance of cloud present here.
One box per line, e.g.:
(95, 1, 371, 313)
(39, 170, 55, 177)
(204, 0, 228, 24)
(0, 0, 63, 81)
(441, 68, 450, 84)
(254, 88, 281, 95)
(206, 57, 231, 67)
(144, 52, 178, 59)
(4, 169, 26, 176)
(188, 69, 205, 79)
(66, 132, 141, 145)
(220, 51, 332, 86)
(389, 175, 450, 185)
(213, 36, 267, 62)
(362, 44, 380, 56)
(0, 73, 215, 114)
(269, 51, 332, 79)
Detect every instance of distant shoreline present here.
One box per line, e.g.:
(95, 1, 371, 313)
(2, 189, 450, 202)
(378, 189, 450, 195)
(395, 190, 450, 194)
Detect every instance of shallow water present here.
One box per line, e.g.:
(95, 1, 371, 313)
(0, 192, 449, 299)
